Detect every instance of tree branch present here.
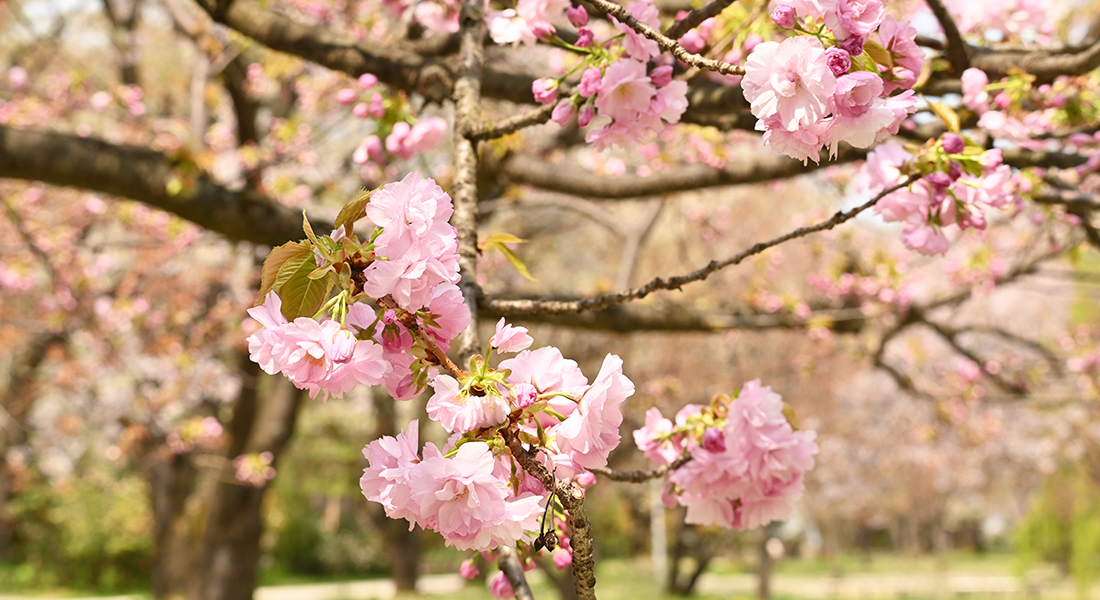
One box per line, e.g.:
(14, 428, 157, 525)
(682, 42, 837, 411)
(499, 146, 866, 199)
(924, 0, 970, 73)
(585, 0, 744, 76)
(480, 176, 917, 315)
(664, 0, 737, 40)
(590, 455, 692, 482)
(0, 125, 313, 246)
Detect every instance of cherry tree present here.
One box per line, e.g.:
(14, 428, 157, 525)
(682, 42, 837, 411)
(2, 0, 1100, 598)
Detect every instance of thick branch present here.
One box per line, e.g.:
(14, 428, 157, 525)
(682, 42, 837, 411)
(924, 0, 970, 73)
(0, 126, 311, 246)
(481, 176, 917, 315)
(499, 146, 865, 199)
(468, 104, 556, 141)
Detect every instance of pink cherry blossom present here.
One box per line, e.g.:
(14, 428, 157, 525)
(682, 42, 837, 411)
(612, 1, 661, 61)
(490, 318, 534, 353)
(877, 16, 923, 92)
(360, 420, 423, 522)
(594, 59, 656, 123)
(961, 68, 989, 112)
(554, 354, 635, 470)
(633, 407, 681, 464)
(426, 374, 509, 433)
(743, 37, 837, 133)
(825, 0, 884, 40)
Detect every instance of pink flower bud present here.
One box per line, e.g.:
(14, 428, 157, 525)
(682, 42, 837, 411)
(358, 73, 378, 89)
(368, 94, 385, 119)
(363, 135, 384, 162)
(994, 92, 1011, 109)
(551, 99, 577, 126)
(337, 88, 357, 105)
(839, 34, 865, 56)
(532, 78, 558, 105)
(460, 559, 480, 579)
(576, 27, 594, 48)
(701, 427, 726, 453)
(567, 6, 589, 27)
(941, 132, 965, 154)
(823, 47, 851, 76)
(771, 4, 796, 29)
(533, 21, 556, 40)
(650, 65, 674, 87)
(489, 572, 514, 599)
(352, 102, 369, 118)
(575, 471, 596, 486)
(578, 67, 602, 97)
(577, 104, 594, 127)
(552, 547, 572, 569)
(512, 382, 538, 409)
(924, 172, 952, 192)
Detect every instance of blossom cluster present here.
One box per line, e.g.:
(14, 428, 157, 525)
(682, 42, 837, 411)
(862, 137, 1019, 255)
(744, 2, 921, 163)
(246, 172, 469, 400)
(339, 74, 449, 166)
(494, 0, 689, 149)
(634, 380, 818, 529)
(234, 451, 276, 487)
(361, 332, 636, 551)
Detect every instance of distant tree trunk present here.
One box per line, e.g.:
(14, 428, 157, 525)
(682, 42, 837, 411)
(369, 388, 420, 593)
(146, 353, 305, 600)
(0, 331, 65, 558)
(667, 517, 717, 596)
(757, 524, 779, 600)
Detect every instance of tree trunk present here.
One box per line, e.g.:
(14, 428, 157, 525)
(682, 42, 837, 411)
(147, 354, 304, 600)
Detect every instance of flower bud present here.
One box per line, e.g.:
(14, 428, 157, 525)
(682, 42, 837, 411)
(941, 132, 965, 154)
(567, 5, 589, 27)
(823, 47, 851, 77)
(336, 88, 357, 105)
(578, 67, 602, 97)
(771, 4, 796, 29)
(532, 21, 556, 40)
(577, 104, 595, 127)
(358, 73, 378, 89)
(701, 427, 726, 453)
(650, 65, 674, 87)
(925, 171, 952, 192)
(352, 102, 369, 118)
(569, 27, 592, 50)
(512, 382, 538, 409)
(532, 78, 558, 105)
(839, 34, 865, 56)
(551, 99, 577, 126)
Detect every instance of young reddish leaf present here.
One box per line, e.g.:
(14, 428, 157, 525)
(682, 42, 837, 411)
(256, 241, 311, 305)
(302, 210, 320, 246)
(335, 189, 372, 237)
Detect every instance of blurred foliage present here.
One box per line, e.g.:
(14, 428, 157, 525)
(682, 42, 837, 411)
(3, 467, 152, 592)
(1015, 467, 1100, 589)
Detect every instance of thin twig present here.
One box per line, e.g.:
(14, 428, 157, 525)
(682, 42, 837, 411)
(590, 454, 692, 482)
(379, 296, 466, 378)
(482, 176, 918, 316)
(468, 103, 557, 141)
(586, 0, 744, 76)
(664, 0, 738, 40)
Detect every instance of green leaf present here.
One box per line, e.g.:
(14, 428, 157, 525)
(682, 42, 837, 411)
(335, 189, 372, 237)
(928, 101, 961, 133)
(864, 39, 892, 68)
(478, 232, 527, 248)
(256, 241, 311, 305)
(497, 244, 537, 282)
(479, 233, 536, 282)
(278, 260, 337, 321)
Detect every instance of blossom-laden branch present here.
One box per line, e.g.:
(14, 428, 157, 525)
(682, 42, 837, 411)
(585, 0, 745, 76)
(481, 176, 919, 316)
(501, 421, 597, 600)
